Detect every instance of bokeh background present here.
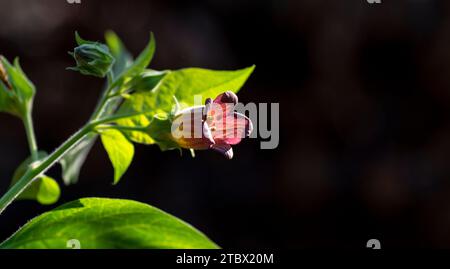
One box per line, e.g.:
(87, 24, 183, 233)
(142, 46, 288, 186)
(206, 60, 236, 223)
(1, 0, 450, 248)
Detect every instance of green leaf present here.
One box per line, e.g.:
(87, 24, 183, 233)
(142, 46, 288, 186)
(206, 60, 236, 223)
(114, 66, 255, 145)
(0, 198, 219, 249)
(145, 116, 179, 151)
(114, 92, 158, 144)
(0, 83, 20, 117)
(105, 30, 134, 81)
(20, 176, 61, 205)
(126, 69, 168, 92)
(158, 66, 255, 108)
(110, 32, 156, 89)
(105, 31, 133, 80)
(75, 31, 87, 45)
(12, 58, 35, 102)
(100, 129, 134, 184)
(11, 152, 61, 205)
(60, 134, 96, 185)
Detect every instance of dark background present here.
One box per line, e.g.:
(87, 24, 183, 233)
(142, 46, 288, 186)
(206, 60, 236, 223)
(1, 0, 450, 248)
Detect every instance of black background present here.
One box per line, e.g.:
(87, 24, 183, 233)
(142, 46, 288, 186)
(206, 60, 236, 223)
(1, 0, 450, 249)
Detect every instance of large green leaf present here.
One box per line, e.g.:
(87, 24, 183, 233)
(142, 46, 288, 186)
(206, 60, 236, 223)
(100, 129, 134, 184)
(0, 198, 219, 249)
(11, 152, 61, 205)
(116, 66, 255, 145)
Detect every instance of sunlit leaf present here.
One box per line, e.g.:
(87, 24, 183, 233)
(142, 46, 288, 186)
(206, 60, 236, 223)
(11, 152, 61, 205)
(100, 129, 134, 184)
(0, 198, 219, 249)
(110, 32, 156, 89)
(59, 134, 96, 185)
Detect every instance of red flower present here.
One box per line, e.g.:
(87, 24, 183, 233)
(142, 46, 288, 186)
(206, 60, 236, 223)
(171, 91, 253, 159)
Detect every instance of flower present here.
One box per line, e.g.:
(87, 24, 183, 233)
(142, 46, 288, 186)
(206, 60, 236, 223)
(68, 43, 115, 78)
(170, 91, 253, 159)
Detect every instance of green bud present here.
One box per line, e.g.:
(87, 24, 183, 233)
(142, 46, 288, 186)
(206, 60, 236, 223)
(0, 56, 36, 118)
(68, 33, 115, 78)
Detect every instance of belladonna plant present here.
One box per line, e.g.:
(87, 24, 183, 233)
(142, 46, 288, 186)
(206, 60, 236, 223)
(0, 31, 255, 249)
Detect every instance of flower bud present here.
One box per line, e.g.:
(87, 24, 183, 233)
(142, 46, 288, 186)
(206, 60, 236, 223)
(0, 58, 12, 90)
(68, 43, 115, 78)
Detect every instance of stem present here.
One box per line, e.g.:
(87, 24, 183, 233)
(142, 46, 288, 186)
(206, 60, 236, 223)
(0, 124, 94, 214)
(96, 124, 148, 132)
(0, 71, 117, 215)
(23, 110, 38, 161)
(0, 72, 121, 215)
(92, 110, 154, 126)
(90, 71, 115, 120)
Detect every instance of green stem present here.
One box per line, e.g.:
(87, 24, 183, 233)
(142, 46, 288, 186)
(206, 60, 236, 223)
(0, 124, 94, 214)
(0, 72, 122, 215)
(90, 71, 115, 120)
(96, 124, 148, 132)
(92, 110, 154, 126)
(23, 110, 38, 161)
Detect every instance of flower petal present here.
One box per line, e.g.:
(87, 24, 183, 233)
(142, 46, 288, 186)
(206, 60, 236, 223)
(171, 107, 215, 150)
(203, 122, 215, 145)
(213, 91, 238, 105)
(211, 144, 234, 159)
(212, 112, 253, 145)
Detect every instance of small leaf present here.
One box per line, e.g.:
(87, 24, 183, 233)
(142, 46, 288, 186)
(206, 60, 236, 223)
(121, 32, 156, 78)
(10, 58, 35, 102)
(75, 31, 93, 46)
(11, 152, 61, 205)
(126, 69, 168, 92)
(0, 198, 219, 249)
(19, 176, 61, 206)
(60, 134, 96, 185)
(110, 32, 156, 89)
(105, 31, 133, 79)
(100, 129, 134, 184)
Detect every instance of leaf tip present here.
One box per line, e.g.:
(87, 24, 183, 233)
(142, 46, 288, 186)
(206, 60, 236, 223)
(74, 31, 90, 46)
